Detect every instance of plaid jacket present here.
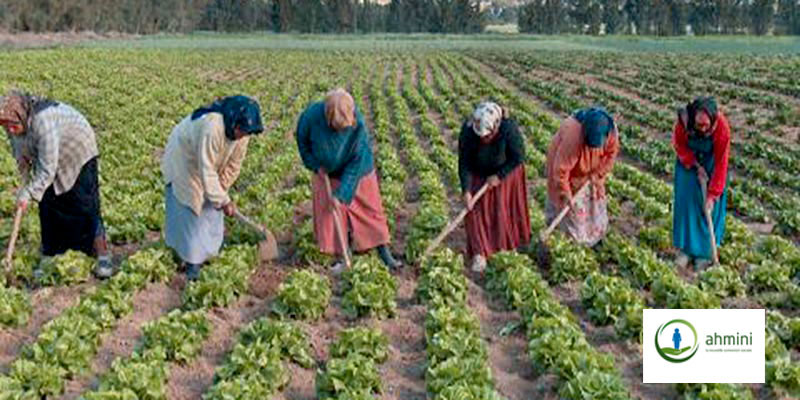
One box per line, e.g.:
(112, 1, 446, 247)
(10, 103, 99, 202)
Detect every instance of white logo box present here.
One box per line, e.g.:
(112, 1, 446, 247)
(643, 309, 765, 383)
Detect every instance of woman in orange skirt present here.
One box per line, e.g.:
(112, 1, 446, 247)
(459, 102, 531, 272)
(296, 88, 401, 271)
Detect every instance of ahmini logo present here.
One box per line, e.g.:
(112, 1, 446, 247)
(655, 319, 700, 363)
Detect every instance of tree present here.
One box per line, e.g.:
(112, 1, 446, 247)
(750, 0, 774, 35)
(778, 0, 800, 34)
(688, 0, 717, 35)
(519, 0, 568, 34)
(602, 0, 624, 34)
(624, 0, 646, 34)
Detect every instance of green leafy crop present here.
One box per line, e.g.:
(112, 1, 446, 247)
(140, 309, 210, 363)
(341, 257, 397, 319)
(37, 250, 94, 286)
(272, 269, 331, 321)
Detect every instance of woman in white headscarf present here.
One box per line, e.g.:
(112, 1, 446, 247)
(458, 102, 530, 272)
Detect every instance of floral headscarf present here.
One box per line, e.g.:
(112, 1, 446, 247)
(0, 91, 58, 133)
(471, 102, 503, 138)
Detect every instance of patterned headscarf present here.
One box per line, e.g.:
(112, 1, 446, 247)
(0, 91, 58, 132)
(574, 107, 614, 148)
(682, 96, 718, 136)
(192, 95, 264, 140)
(324, 88, 357, 132)
(471, 102, 503, 138)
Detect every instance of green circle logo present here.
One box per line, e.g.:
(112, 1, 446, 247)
(655, 319, 699, 363)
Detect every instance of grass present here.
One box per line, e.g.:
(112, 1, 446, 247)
(77, 33, 800, 55)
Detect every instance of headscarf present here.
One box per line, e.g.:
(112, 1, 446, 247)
(0, 91, 58, 133)
(324, 88, 356, 132)
(681, 96, 718, 137)
(192, 95, 264, 140)
(574, 107, 614, 148)
(471, 101, 503, 139)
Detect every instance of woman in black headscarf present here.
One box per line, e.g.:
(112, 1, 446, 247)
(161, 95, 264, 280)
(672, 96, 731, 270)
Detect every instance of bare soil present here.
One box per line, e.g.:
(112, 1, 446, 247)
(59, 280, 183, 399)
(0, 31, 130, 49)
(0, 283, 92, 373)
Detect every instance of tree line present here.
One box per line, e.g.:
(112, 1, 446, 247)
(0, 1, 798, 36)
(519, 0, 800, 36)
(0, 0, 483, 34)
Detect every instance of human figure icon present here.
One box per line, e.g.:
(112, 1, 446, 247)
(673, 328, 682, 350)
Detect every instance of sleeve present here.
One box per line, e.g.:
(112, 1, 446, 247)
(553, 124, 582, 203)
(8, 135, 32, 184)
(593, 128, 620, 182)
(219, 137, 249, 190)
(295, 108, 321, 173)
(332, 119, 367, 204)
(497, 119, 526, 179)
(22, 120, 59, 202)
(672, 119, 697, 169)
(708, 116, 731, 200)
(458, 123, 472, 193)
(198, 122, 231, 208)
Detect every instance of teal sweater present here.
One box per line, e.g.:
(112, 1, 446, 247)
(296, 101, 375, 204)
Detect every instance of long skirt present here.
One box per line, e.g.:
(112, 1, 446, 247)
(672, 160, 727, 260)
(545, 182, 608, 247)
(465, 165, 531, 258)
(312, 170, 391, 255)
(40, 157, 104, 257)
(164, 184, 224, 264)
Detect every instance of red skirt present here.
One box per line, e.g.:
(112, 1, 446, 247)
(312, 170, 391, 255)
(465, 165, 531, 258)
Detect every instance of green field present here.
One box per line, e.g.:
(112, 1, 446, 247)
(75, 33, 800, 54)
(0, 35, 798, 399)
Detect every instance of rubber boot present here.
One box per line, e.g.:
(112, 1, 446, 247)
(186, 263, 203, 281)
(377, 245, 402, 270)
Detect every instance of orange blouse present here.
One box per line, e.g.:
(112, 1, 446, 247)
(545, 116, 619, 207)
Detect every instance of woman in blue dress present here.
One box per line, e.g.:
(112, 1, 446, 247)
(672, 97, 731, 270)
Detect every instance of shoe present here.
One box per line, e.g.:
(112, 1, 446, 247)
(93, 256, 114, 280)
(471, 255, 487, 273)
(694, 259, 712, 271)
(186, 263, 203, 281)
(675, 252, 690, 269)
(376, 245, 402, 270)
(33, 256, 54, 281)
(330, 260, 346, 276)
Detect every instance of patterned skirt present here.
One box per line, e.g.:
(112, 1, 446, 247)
(545, 184, 608, 247)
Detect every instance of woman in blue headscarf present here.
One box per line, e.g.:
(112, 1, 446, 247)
(162, 95, 264, 280)
(545, 107, 620, 246)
